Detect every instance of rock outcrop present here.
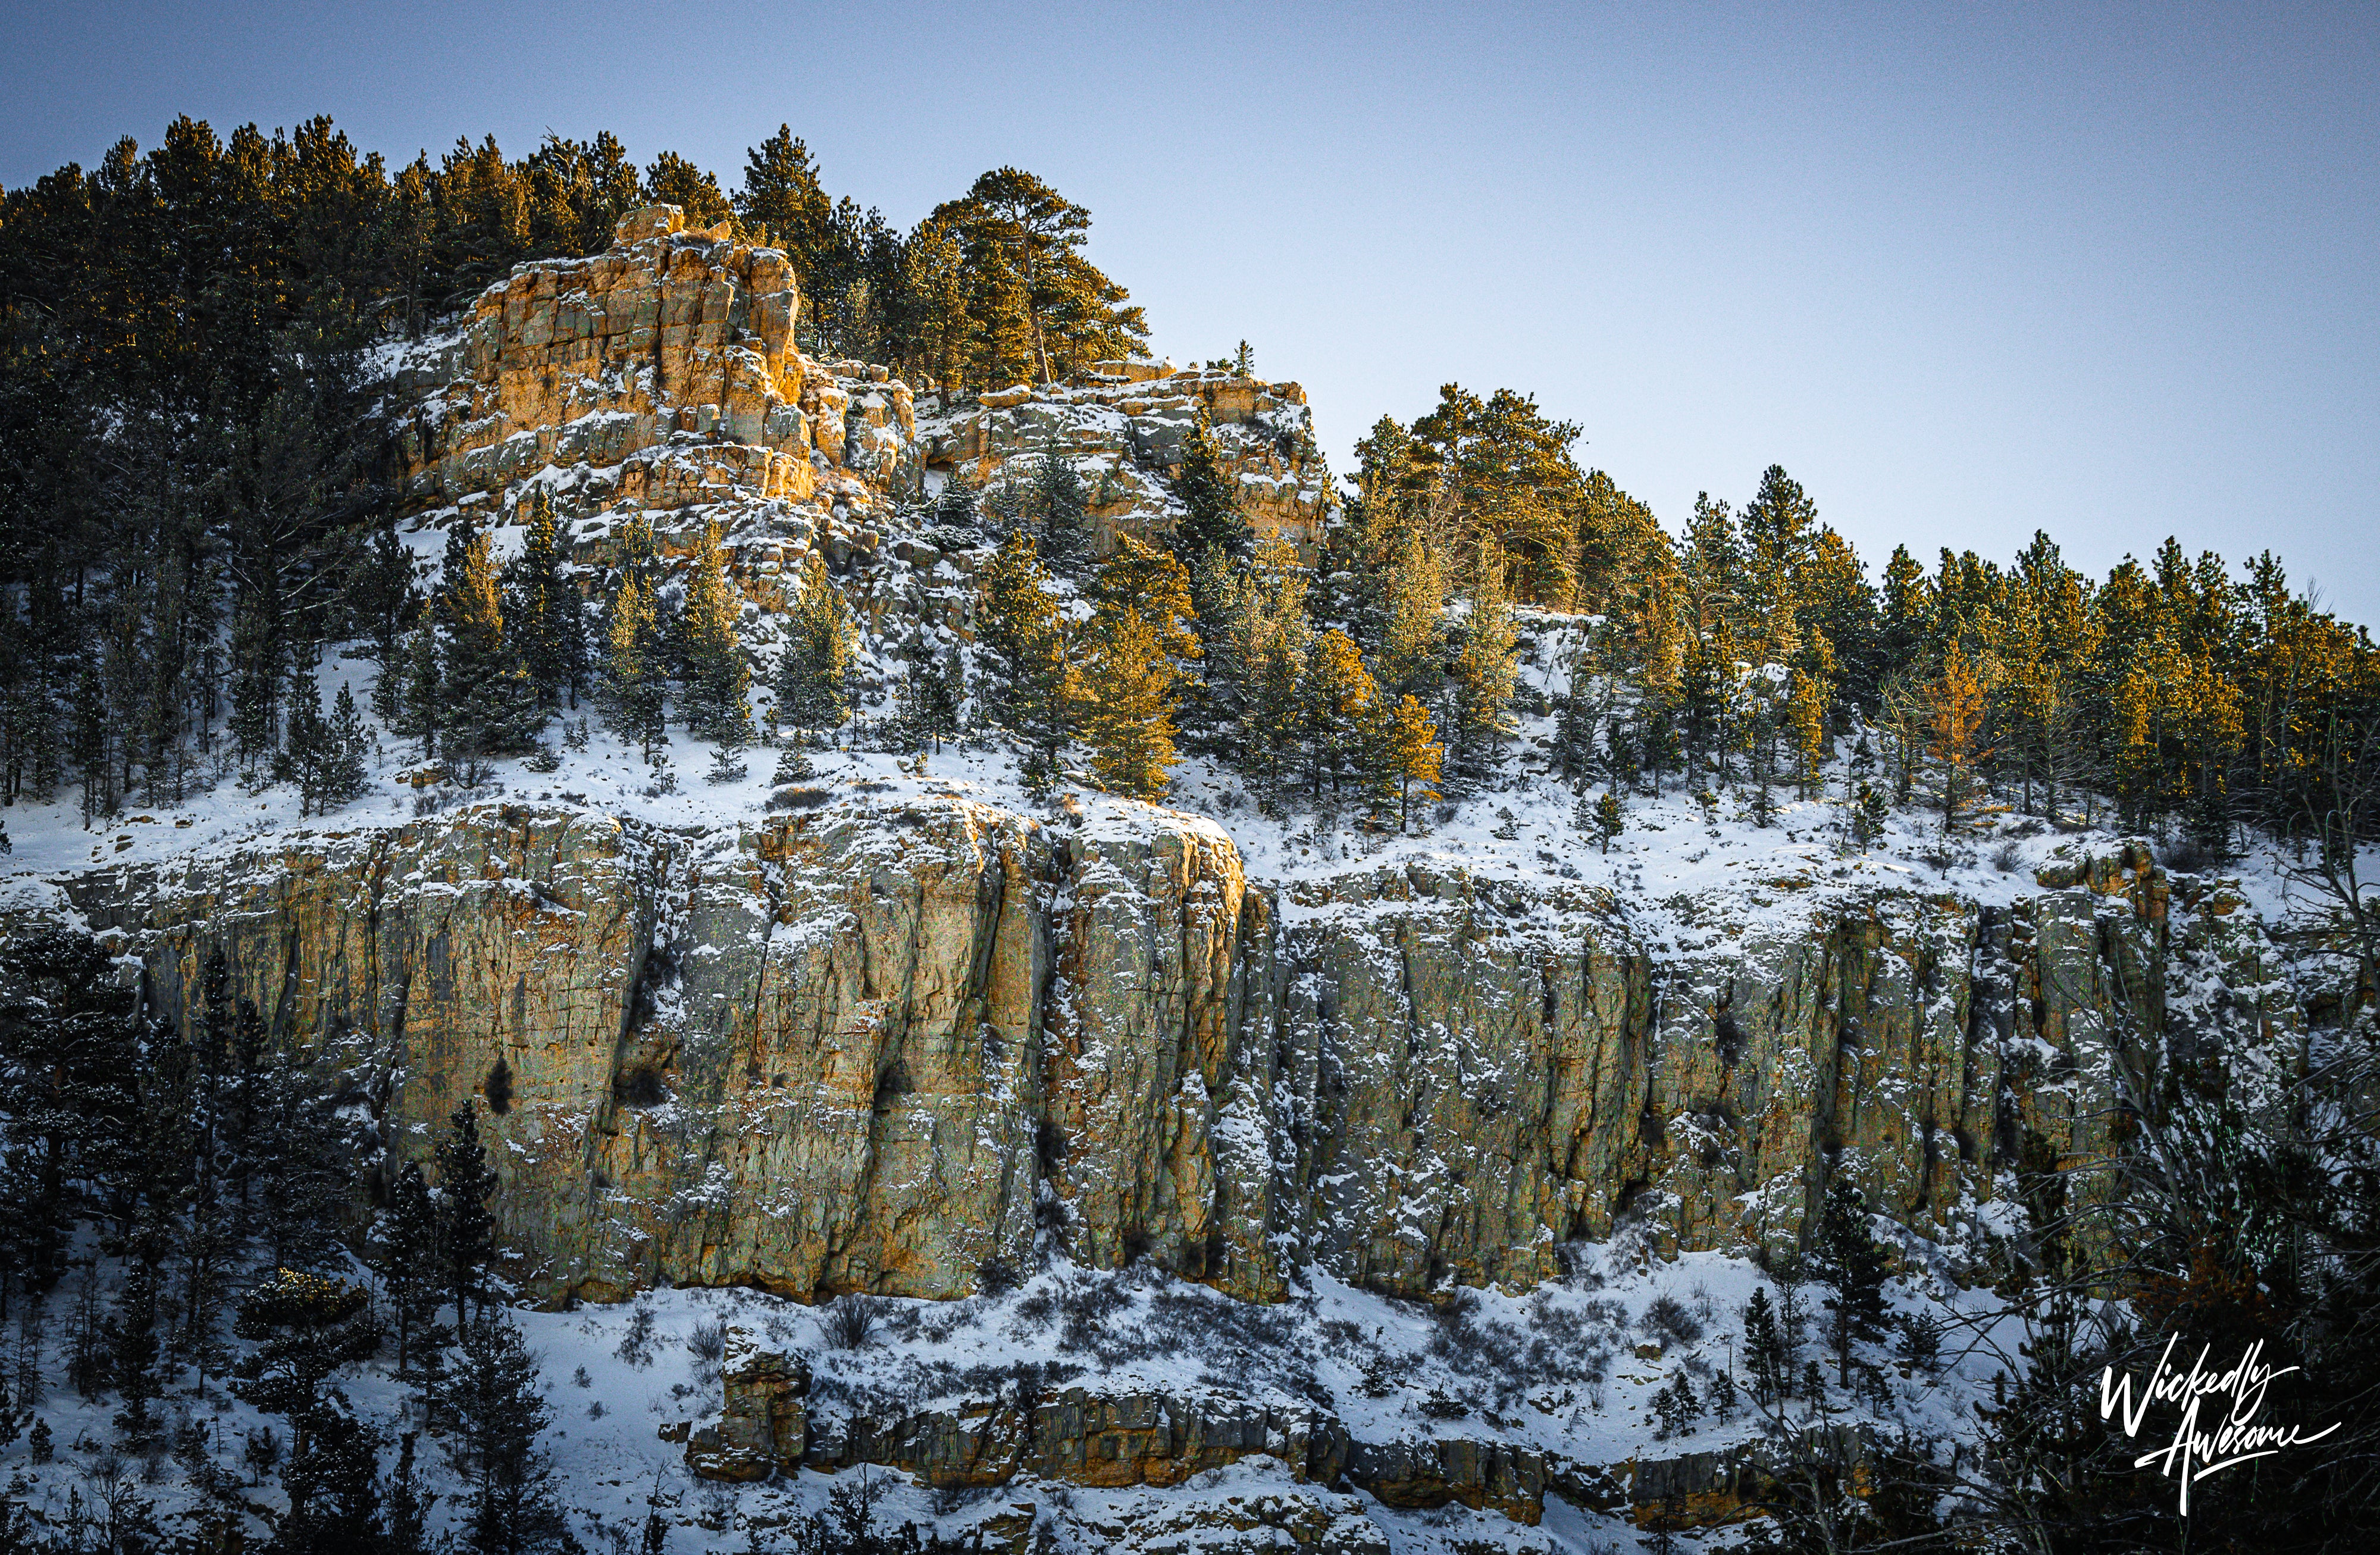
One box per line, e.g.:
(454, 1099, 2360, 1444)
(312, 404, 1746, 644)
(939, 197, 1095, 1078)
(394, 204, 837, 512)
(379, 205, 1330, 682)
(683, 1332, 1545, 1522)
(675, 1324, 1898, 1535)
(684, 1333, 810, 1481)
(920, 361, 1330, 558)
(53, 797, 2279, 1307)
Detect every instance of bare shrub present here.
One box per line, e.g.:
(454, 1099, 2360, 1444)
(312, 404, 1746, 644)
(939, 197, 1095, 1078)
(1552, 1238, 1609, 1285)
(614, 1303, 657, 1368)
(824, 1294, 888, 1350)
(1526, 1300, 1593, 1349)
(2158, 834, 2224, 875)
(1641, 1294, 1705, 1346)
(954, 1358, 1079, 1412)
(1056, 1277, 1132, 1355)
(1010, 1284, 1058, 1338)
(975, 1259, 1021, 1299)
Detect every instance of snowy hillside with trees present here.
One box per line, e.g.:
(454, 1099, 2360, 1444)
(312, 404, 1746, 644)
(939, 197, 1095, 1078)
(1, 112, 2376, 1555)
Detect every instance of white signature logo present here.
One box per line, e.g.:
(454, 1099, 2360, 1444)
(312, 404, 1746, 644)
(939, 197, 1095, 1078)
(2099, 1334, 2340, 1514)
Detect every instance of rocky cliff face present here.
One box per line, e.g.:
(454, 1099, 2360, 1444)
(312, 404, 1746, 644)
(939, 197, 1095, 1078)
(56, 796, 2285, 1308)
(678, 1334, 1889, 1533)
(393, 204, 840, 511)
(380, 204, 1330, 675)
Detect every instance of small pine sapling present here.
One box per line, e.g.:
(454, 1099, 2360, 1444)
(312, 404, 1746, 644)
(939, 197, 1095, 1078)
(1895, 1310, 1943, 1376)
(1708, 1366, 1737, 1421)
(1593, 791, 1626, 854)
(1652, 1374, 1700, 1438)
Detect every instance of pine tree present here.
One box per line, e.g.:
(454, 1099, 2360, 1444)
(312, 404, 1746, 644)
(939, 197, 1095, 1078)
(644, 151, 731, 227)
(1167, 411, 1251, 567)
(1678, 631, 1727, 784)
(734, 126, 837, 282)
(1852, 780, 1891, 850)
(1298, 628, 1379, 806)
(900, 631, 963, 756)
(936, 167, 1150, 386)
(1028, 440, 1091, 568)
(177, 959, 237, 1393)
(1081, 537, 1198, 801)
(1744, 671, 1784, 827)
(393, 621, 444, 759)
(774, 553, 856, 744)
(228, 590, 280, 769)
(1374, 535, 1447, 701)
(1744, 1288, 1789, 1407)
(1592, 791, 1625, 855)
(1709, 1365, 1738, 1421)
(1208, 538, 1311, 802)
(222, 996, 270, 1213)
(508, 488, 585, 707)
(678, 522, 750, 743)
(1927, 640, 1991, 832)
(976, 533, 1071, 724)
(1895, 1310, 1943, 1377)
(387, 1430, 436, 1555)
(932, 467, 983, 533)
(252, 1060, 355, 1274)
(278, 653, 333, 814)
(110, 1259, 164, 1441)
(1808, 1177, 1892, 1388)
(1741, 464, 1822, 668)
(1407, 384, 1592, 603)
(321, 683, 371, 807)
(1788, 667, 1829, 800)
(358, 519, 421, 665)
(1878, 543, 1930, 681)
(439, 520, 541, 778)
(230, 1270, 381, 1456)
(274, 1392, 385, 1554)
(436, 1104, 500, 1331)
(373, 1160, 447, 1381)
(603, 570, 667, 761)
(1445, 552, 1518, 785)
(771, 747, 818, 787)
(1381, 694, 1444, 834)
(1554, 643, 1604, 786)
(449, 1312, 570, 1555)
(1652, 1373, 1701, 1439)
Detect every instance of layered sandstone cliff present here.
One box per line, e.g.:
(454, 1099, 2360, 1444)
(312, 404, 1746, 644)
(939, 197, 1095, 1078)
(55, 796, 2285, 1308)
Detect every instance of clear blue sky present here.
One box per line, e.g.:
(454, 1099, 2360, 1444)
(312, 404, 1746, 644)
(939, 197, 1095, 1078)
(5, 1, 2375, 621)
